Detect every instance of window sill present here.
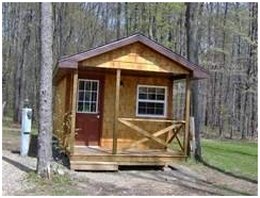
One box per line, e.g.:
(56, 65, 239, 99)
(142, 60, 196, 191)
(135, 114, 167, 119)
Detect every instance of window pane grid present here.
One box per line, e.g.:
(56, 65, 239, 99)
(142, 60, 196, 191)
(77, 80, 99, 113)
(137, 85, 166, 117)
(138, 87, 165, 102)
(138, 101, 164, 115)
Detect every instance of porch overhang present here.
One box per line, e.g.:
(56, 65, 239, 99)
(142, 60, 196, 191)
(54, 34, 209, 81)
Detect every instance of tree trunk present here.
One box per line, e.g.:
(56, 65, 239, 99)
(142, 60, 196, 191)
(104, 3, 109, 43)
(218, 3, 228, 137)
(185, 2, 202, 161)
(240, 92, 246, 139)
(13, 3, 22, 123)
(133, 4, 138, 32)
(152, 3, 158, 41)
(116, 3, 121, 39)
(37, 2, 53, 178)
(124, 2, 128, 36)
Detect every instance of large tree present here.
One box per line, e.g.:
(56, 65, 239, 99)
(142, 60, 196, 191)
(185, 2, 203, 161)
(37, 2, 53, 178)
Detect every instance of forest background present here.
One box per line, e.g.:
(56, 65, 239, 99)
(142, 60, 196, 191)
(2, 2, 258, 140)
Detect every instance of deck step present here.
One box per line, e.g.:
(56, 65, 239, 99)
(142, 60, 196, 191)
(70, 161, 119, 171)
(70, 154, 185, 164)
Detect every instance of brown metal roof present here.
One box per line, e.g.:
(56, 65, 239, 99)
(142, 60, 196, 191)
(58, 33, 209, 79)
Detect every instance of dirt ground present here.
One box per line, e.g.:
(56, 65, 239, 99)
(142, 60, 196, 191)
(2, 128, 258, 196)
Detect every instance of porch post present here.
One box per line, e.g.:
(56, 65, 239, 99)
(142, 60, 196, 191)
(184, 75, 191, 156)
(70, 70, 78, 154)
(113, 69, 121, 154)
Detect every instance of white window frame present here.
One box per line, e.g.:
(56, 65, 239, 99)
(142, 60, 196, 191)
(77, 79, 99, 114)
(136, 84, 168, 118)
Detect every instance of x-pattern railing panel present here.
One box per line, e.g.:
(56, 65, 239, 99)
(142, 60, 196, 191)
(118, 117, 185, 152)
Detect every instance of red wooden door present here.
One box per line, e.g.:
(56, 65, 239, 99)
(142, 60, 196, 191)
(75, 77, 103, 146)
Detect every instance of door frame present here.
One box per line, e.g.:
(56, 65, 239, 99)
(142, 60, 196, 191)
(75, 71, 105, 146)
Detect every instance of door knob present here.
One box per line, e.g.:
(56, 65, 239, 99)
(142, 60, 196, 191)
(97, 115, 100, 119)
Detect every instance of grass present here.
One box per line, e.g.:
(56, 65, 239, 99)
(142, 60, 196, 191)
(2, 116, 38, 134)
(2, 117, 19, 128)
(2, 118, 21, 151)
(201, 139, 257, 180)
(2, 117, 38, 157)
(21, 172, 83, 196)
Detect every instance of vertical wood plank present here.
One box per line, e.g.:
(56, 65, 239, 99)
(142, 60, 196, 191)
(113, 69, 121, 154)
(184, 75, 191, 156)
(70, 71, 78, 154)
(165, 79, 173, 148)
(65, 75, 72, 112)
(168, 79, 173, 118)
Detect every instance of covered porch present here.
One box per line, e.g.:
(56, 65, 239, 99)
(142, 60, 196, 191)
(53, 34, 208, 171)
(68, 68, 191, 170)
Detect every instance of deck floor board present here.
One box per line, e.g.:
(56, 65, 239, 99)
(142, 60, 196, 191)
(73, 146, 183, 156)
(70, 146, 185, 170)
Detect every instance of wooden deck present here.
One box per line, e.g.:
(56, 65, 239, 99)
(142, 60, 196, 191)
(70, 146, 185, 171)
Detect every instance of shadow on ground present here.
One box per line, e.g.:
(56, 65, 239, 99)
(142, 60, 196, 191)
(119, 166, 163, 171)
(2, 156, 34, 173)
(10, 135, 70, 169)
(201, 160, 257, 184)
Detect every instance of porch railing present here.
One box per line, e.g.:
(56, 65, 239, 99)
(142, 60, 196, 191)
(118, 117, 185, 152)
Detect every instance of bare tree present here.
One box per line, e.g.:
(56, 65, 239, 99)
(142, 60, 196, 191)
(116, 3, 121, 39)
(37, 2, 53, 178)
(185, 2, 203, 161)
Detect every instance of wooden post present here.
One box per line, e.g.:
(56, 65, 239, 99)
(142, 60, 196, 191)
(70, 71, 78, 154)
(184, 75, 191, 157)
(113, 69, 121, 154)
(168, 79, 173, 118)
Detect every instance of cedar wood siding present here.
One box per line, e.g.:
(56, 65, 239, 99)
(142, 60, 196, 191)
(77, 42, 186, 150)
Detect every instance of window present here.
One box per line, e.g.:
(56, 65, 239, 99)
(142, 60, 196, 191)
(136, 85, 167, 117)
(77, 79, 99, 113)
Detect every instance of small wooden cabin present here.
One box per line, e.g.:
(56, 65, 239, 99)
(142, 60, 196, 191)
(53, 34, 208, 170)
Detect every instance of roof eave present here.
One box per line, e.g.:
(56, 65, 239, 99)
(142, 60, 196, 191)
(192, 70, 210, 79)
(58, 60, 78, 69)
(56, 34, 210, 79)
